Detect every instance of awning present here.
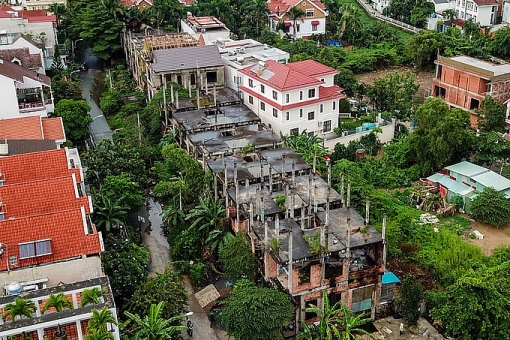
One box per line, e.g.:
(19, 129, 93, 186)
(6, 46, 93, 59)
(285, 22, 292, 27)
(382, 272, 401, 284)
(311, 20, 320, 25)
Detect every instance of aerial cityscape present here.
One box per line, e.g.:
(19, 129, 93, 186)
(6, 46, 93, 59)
(0, 0, 509, 339)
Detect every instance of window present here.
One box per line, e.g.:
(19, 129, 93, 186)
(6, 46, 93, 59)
(320, 104, 323, 113)
(312, 24, 318, 31)
(323, 120, 331, 132)
(306, 9, 314, 17)
(308, 111, 315, 120)
(290, 128, 299, 136)
(308, 131, 315, 137)
(249, 96, 253, 104)
(304, 299, 318, 320)
(273, 90, 278, 100)
(260, 84, 265, 93)
(190, 73, 196, 85)
(260, 102, 266, 111)
(206, 71, 217, 83)
(351, 285, 374, 312)
(285, 93, 290, 103)
(332, 101, 336, 110)
(286, 111, 290, 120)
(297, 24, 300, 32)
(467, 1, 472, 10)
(308, 88, 315, 98)
(299, 109, 303, 118)
(19, 239, 52, 259)
(9, 255, 17, 266)
(177, 74, 182, 85)
(299, 91, 303, 100)
(273, 108, 278, 117)
(249, 79, 254, 87)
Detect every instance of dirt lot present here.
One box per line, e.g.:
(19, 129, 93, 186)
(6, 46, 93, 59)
(464, 218, 510, 255)
(356, 66, 435, 104)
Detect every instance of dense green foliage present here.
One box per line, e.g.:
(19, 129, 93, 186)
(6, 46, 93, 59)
(396, 275, 422, 325)
(283, 131, 328, 173)
(471, 188, 510, 227)
(478, 96, 506, 133)
(54, 99, 92, 143)
(123, 302, 186, 340)
(102, 235, 150, 308)
(221, 280, 293, 340)
(123, 268, 187, 320)
(219, 232, 257, 281)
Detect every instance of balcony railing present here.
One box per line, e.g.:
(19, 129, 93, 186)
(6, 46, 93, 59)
(18, 99, 53, 111)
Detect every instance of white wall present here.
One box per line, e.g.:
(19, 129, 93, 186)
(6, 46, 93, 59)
(455, 0, 496, 25)
(0, 256, 102, 294)
(0, 18, 56, 56)
(503, 2, 510, 23)
(0, 37, 46, 74)
(0, 75, 19, 118)
(293, 17, 327, 39)
(22, 0, 66, 10)
(323, 119, 396, 152)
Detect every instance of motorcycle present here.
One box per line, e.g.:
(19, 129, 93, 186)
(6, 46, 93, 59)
(185, 311, 194, 336)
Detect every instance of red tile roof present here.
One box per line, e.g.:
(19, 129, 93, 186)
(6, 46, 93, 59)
(26, 14, 56, 24)
(0, 208, 102, 272)
(0, 116, 65, 141)
(0, 176, 91, 219)
(240, 84, 345, 111)
(41, 118, 66, 141)
(473, 0, 498, 5)
(0, 149, 82, 185)
(268, 0, 326, 16)
(0, 47, 43, 70)
(0, 10, 12, 18)
(286, 60, 338, 78)
(0, 58, 50, 86)
(239, 60, 334, 91)
(0, 116, 42, 139)
(19, 10, 47, 17)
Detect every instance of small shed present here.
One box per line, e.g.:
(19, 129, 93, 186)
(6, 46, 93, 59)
(380, 272, 400, 304)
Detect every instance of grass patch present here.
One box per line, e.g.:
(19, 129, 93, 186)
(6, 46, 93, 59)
(340, 117, 363, 130)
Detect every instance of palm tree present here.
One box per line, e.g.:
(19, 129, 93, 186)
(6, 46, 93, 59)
(124, 302, 186, 340)
(206, 229, 234, 255)
(87, 307, 117, 333)
(48, 3, 66, 28)
(81, 288, 105, 307)
(93, 192, 128, 233)
(161, 198, 186, 228)
(287, 6, 305, 40)
(338, 5, 361, 41)
(298, 292, 375, 340)
(84, 329, 113, 340)
(41, 293, 73, 313)
(2, 298, 36, 322)
(185, 197, 225, 244)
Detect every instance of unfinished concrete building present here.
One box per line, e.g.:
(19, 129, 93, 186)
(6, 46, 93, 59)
(207, 151, 389, 330)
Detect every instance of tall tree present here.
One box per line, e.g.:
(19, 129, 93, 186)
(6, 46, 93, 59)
(478, 96, 506, 133)
(185, 197, 225, 245)
(100, 174, 145, 212)
(219, 231, 257, 282)
(287, 6, 305, 40)
(124, 302, 186, 340)
(409, 98, 474, 175)
(338, 4, 362, 42)
(473, 131, 510, 168)
(54, 99, 92, 143)
(396, 275, 422, 325)
(490, 26, 510, 58)
(406, 30, 443, 69)
(221, 280, 293, 340)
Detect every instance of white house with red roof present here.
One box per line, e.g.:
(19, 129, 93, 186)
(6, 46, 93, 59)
(453, 0, 499, 26)
(267, 0, 328, 39)
(0, 58, 53, 118)
(239, 59, 345, 137)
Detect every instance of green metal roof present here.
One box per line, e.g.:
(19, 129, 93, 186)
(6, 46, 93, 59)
(445, 161, 488, 177)
(472, 171, 510, 191)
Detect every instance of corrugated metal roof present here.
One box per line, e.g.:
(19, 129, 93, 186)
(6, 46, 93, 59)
(152, 45, 223, 73)
(429, 173, 474, 195)
(472, 171, 510, 191)
(445, 161, 488, 177)
(382, 272, 400, 284)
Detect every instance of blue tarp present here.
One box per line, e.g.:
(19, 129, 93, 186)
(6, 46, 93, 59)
(382, 272, 401, 284)
(324, 40, 343, 47)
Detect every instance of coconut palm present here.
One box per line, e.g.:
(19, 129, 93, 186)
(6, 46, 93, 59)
(287, 6, 305, 40)
(161, 198, 186, 228)
(298, 291, 375, 340)
(338, 5, 361, 41)
(81, 287, 105, 307)
(124, 302, 186, 340)
(87, 307, 117, 333)
(41, 293, 73, 313)
(2, 298, 36, 322)
(93, 192, 128, 233)
(186, 197, 225, 244)
(84, 329, 114, 340)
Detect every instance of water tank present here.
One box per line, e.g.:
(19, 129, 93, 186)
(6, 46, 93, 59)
(6, 282, 22, 295)
(236, 56, 244, 64)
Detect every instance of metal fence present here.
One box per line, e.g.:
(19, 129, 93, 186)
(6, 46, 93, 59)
(354, 0, 421, 34)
